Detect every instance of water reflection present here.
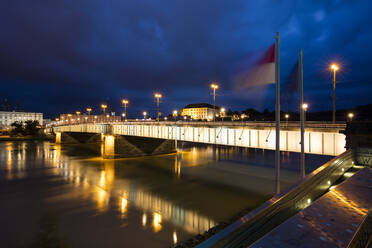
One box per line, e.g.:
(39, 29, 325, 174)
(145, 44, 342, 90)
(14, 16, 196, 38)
(142, 213, 147, 226)
(0, 141, 332, 247)
(153, 212, 162, 232)
(173, 231, 178, 244)
(44, 144, 215, 235)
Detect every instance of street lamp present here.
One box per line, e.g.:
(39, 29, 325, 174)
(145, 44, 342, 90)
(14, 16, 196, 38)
(154, 93, 162, 121)
(101, 104, 107, 114)
(143, 111, 147, 120)
(347, 112, 354, 121)
(285, 113, 289, 127)
(302, 103, 308, 123)
(86, 108, 92, 115)
(121, 99, 129, 120)
(220, 107, 225, 121)
(76, 111, 81, 116)
(210, 83, 219, 122)
(172, 110, 178, 121)
(330, 63, 339, 123)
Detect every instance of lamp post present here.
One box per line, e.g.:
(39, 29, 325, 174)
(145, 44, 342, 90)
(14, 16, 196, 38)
(220, 108, 225, 121)
(330, 64, 339, 123)
(347, 112, 354, 122)
(143, 111, 147, 120)
(121, 99, 129, 120)
(86, 108, 92, 115)
(101, 104, 107, 115)
(173, 110, 178, 121)
(302, 103, 308, 123)
(154, 93, 162, 122)
(285, 113, 289, 127)
(76, 111, 81, 116)
(210, 83, 219, 122)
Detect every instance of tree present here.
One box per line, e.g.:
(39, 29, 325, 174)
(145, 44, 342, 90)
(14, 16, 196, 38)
(10, 121, 24, 136)
(24, 120, 40, 136)
(10, 120, 41, 136)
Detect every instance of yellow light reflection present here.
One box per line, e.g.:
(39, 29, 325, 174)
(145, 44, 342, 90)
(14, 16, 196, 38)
(153, 212, 162, 232)
(173, 231, 178, 244)
(6, 145, 13, 180)
(328, 189, 368, 216)
(174, 154, 181, 177)
(95, 187, 109, 211)
(142, 213, 147, 227)
(94, 163, 115, 212)
(120, 197, 128, 218)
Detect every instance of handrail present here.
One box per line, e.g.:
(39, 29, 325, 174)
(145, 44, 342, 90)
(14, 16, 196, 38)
(193, 150, 353, 248)
(51, 121, 346, 130)
(347, 209, 372, 248)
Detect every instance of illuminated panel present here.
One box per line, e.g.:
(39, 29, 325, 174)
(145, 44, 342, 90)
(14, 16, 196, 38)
(250, 129, 258, 147)
(310, 132, 322, 154)
(323, 133, 335, 155)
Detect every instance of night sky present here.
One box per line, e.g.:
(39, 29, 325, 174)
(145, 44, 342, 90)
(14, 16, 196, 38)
(1, 1, 371, 118)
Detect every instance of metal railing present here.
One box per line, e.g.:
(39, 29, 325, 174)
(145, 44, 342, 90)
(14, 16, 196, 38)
(50, 120, 346, 130)
(348, 209, 372, 248)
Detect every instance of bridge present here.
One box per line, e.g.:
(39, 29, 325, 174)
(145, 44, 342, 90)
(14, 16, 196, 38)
(50, 120, 372, 247)
(52, 121, 346, 157)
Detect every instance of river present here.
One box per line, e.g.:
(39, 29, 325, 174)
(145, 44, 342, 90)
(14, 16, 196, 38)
(0, 141, 332, 247)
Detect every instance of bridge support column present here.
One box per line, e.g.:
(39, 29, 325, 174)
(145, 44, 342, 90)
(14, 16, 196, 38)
(55, 132, 61, 144)
(102, 134, 177, 159)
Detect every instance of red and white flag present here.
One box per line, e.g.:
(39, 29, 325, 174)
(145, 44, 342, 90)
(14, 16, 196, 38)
(233, 44, 275, 90)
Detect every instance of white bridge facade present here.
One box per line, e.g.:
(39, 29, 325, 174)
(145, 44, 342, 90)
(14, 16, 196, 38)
(53, 121, 346, 156)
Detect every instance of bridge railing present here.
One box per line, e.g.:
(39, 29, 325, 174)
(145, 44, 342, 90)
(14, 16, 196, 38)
(194, 150, 354, 248)
(112, 121, 346, 130)
(347, 209, 372, 248)
(49, 120, 346, 130)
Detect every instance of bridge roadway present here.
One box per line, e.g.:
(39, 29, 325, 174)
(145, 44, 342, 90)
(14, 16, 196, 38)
(53, 121, 346, 156)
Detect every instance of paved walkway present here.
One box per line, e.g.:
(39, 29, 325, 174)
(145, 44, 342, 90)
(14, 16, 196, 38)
(250, 167, 372, 248)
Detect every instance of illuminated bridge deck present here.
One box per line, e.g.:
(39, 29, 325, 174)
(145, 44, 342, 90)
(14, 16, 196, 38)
(250, 167, 372, 248)
(53, 121, 346, 156)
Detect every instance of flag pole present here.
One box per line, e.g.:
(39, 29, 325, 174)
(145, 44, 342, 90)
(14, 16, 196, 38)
(275, 32, 280, 195)
(300, 49, 305, 178)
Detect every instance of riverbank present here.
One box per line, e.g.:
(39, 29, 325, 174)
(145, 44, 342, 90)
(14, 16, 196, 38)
(0, 135, 54, 142)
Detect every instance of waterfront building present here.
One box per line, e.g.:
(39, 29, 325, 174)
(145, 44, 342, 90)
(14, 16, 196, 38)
(181, 103, 220, 120)
(0, 111, 43, 129)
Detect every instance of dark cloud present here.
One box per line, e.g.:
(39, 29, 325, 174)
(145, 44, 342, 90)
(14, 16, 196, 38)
(0, 0, 371, 117)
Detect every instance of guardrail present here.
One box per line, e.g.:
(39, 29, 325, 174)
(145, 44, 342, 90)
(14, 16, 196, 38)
(49, 121, 346, 130)
(194, 150, 353, 248)
(347, 209, 372, 248)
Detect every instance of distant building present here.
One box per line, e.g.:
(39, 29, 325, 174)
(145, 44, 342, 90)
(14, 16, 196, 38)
(181, 103, 220, 120)
(0, 111, 43, 129)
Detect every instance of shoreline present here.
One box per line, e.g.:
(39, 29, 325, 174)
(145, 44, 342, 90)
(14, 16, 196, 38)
(0, 136, 54, 142)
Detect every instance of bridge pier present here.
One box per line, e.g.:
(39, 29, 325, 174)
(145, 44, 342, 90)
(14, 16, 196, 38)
(102, 134, 177, 159)
(54, 130, 177, 159)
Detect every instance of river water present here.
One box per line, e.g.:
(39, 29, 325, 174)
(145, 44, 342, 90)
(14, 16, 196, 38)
(0, 141, 332, 248)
